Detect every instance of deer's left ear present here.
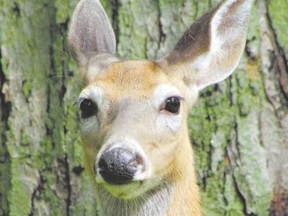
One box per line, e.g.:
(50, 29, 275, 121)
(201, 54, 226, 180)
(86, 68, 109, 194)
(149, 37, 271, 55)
(161, 0, 253, 90)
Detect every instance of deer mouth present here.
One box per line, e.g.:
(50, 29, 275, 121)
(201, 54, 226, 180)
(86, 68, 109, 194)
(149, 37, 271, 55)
(96, 174, 160, 199)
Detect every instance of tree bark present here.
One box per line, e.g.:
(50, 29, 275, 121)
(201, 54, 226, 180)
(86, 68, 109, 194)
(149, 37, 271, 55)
(0, 0, 287, 215)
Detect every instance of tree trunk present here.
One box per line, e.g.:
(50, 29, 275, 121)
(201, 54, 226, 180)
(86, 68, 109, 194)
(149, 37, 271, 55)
(0, 0, 287, 215)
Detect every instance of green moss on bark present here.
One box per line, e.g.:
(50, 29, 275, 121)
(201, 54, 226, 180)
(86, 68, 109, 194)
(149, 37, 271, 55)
(1, 0, 284, 215)
(268, 0, 288, 53)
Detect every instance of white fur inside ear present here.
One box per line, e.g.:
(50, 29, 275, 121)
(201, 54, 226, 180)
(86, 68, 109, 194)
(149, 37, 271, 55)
(192, 53, 231, 90)
(153, 84, 182, 134)
(211, 0, 236, 53)
(211, 0, 252, 53)
(193, 0, 253, 90)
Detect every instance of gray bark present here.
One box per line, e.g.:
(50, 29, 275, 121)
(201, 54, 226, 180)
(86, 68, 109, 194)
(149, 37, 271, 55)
(0, 0, 287, 215)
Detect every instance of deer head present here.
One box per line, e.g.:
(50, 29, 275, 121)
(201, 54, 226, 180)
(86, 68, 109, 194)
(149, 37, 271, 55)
(68, 0, 252, 214)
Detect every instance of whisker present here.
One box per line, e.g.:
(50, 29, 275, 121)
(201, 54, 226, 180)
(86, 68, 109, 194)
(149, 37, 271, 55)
(49, 43, 71, 59)
(46, 75, 87, 86)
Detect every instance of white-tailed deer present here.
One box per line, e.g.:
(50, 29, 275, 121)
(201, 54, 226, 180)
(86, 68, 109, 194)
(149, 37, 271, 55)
(68, 0, 252, 215)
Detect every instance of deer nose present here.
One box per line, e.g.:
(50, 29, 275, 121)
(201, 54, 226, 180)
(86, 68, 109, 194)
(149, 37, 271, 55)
(97, 147, 141, 185)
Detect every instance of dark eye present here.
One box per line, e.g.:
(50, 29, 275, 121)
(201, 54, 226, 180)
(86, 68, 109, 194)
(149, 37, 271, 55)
(164, 96, 181, 114)
(80, 99, 98, 118)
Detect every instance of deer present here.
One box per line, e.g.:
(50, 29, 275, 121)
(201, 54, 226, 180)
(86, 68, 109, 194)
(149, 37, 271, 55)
(68, 0, 252, 215)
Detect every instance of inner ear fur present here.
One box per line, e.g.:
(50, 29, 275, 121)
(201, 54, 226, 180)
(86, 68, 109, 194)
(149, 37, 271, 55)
(160, 0, 253, 90)
(68, 0, 118, 81)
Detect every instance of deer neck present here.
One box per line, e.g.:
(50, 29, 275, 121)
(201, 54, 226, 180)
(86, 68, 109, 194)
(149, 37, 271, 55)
(96, 183, 173, 216)
(167, 137, 201, 216)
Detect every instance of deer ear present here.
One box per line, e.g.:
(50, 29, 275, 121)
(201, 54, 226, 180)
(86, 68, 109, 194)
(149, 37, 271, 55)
(162, 0, 253, 90)
(68, 0, 117, 69)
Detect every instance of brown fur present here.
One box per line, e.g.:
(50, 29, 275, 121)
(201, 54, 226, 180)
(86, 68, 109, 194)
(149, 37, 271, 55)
(80, 60, 201, 215)
(68, 0, 252, 215)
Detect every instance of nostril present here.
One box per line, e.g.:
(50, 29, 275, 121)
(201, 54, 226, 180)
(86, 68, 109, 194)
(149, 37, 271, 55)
(98, 147, 141, 185)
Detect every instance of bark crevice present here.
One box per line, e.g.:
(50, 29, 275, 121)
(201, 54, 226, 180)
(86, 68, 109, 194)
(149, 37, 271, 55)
(111, 0, 120, 47)
(0, 46, 11, 216)
(265, 6, 288, 103)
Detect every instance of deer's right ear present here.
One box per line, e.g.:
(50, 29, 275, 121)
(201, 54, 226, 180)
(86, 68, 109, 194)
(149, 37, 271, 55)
(68, 0, 117, 75)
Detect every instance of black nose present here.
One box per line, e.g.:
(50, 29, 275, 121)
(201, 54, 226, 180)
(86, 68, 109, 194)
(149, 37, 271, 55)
(98, 147, 139, 185)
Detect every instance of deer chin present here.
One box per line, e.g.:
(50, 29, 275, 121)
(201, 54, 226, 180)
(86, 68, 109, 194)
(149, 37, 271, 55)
(96, 175, 161, 199)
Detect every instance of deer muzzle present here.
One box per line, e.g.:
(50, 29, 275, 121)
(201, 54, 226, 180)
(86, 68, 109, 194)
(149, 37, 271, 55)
(98, 147, 142, 184)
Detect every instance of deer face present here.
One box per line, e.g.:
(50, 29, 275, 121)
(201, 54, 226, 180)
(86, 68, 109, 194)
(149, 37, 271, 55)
(69, 0, 252, 201)
(78, 60, 198, 198)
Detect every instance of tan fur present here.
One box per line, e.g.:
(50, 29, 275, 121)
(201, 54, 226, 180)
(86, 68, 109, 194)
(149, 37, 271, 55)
(79, 60, 201, 215)
(68, 0, 252, 215)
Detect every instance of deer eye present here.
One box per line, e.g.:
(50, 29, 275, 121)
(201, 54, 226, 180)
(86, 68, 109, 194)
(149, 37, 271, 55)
(163, 96, 181, 114)
(79, 99, 98, 118)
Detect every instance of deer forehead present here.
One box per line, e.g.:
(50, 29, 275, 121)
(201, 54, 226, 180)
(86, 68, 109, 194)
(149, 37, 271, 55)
(83, 60, 184, 101)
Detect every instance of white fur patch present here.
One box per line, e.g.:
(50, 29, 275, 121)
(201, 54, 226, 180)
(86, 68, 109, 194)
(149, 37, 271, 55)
(211, 0, 252, 53)
(153, 84, 182, 134)
(79, 85, 105, 109)
(192, 0, 253, 90)
(78, 85, 107, 135)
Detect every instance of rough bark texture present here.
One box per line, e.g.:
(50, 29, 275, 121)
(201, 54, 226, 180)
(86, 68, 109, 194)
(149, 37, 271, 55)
(0, 0, 287, 215)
